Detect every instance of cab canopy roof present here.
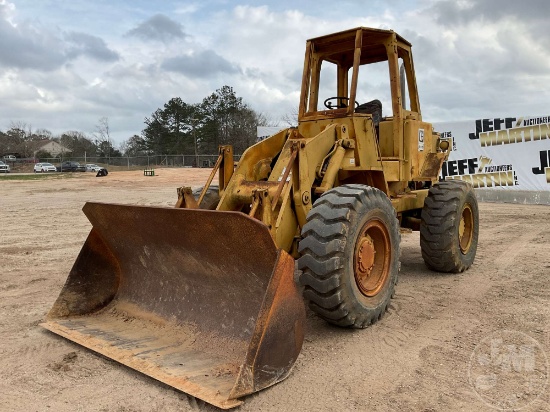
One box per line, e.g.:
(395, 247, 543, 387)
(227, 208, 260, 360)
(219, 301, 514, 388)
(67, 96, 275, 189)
(307, 27, 411, 66)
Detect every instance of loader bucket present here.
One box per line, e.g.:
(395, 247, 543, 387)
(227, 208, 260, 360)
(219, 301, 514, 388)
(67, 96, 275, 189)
(42, 202, 305, 409)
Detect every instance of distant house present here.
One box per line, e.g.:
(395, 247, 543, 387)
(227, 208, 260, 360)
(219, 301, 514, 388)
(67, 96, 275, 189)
(33, 140, 71, 157)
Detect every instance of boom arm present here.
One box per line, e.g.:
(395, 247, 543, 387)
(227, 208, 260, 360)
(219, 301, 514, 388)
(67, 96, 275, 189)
(218, 125, 345, 253)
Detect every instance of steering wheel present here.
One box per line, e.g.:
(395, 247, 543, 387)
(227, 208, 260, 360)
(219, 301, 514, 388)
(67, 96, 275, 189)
(323, 97, 360, 109)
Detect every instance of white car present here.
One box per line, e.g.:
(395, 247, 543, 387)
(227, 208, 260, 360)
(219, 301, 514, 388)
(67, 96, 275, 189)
(3, 155, 16, 162)
(85, 164, 103, 172)
(0, 161, 10, 173)
(34, 162, 57, 173)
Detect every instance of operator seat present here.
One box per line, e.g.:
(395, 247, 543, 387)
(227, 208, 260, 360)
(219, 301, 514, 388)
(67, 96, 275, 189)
(355, 99, 382, 126)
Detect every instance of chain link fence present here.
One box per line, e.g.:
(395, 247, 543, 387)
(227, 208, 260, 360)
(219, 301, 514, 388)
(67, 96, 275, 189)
(34, 154, 241, 169)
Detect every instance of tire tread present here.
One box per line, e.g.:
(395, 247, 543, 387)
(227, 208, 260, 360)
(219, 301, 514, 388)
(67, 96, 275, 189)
(298, 184, 400, 328)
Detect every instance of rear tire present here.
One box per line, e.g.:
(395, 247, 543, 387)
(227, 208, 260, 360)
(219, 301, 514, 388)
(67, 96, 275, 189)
(420, 180, 479, 272)
(192, 186, 220, 210)
(298, 184, 400, 328)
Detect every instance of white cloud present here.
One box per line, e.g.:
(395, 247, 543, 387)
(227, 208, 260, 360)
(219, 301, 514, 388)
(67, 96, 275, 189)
(0, 0, 15, 22)
(0, 0, 549, 143)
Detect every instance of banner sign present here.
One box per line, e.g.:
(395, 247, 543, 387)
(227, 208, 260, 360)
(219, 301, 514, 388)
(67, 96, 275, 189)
(258, 118, 550, 191)
(434, 116, 550, 191)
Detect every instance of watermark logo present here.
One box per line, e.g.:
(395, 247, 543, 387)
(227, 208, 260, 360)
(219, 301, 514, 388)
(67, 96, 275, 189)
(468, 330, 548, 410)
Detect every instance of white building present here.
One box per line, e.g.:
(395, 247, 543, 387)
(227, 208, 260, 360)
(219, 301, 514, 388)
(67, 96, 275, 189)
(34, 140, 71, 157)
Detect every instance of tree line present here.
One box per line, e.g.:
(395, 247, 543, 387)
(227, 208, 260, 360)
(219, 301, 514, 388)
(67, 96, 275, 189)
(0, 118, 121, 160)
(0, 86, 271, 160)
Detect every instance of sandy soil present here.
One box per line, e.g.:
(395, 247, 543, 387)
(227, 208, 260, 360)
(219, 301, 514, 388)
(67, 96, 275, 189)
(1, 169, 549, 412)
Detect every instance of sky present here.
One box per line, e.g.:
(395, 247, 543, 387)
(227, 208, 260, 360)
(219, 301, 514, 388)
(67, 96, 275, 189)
(0, 0, 549, 144)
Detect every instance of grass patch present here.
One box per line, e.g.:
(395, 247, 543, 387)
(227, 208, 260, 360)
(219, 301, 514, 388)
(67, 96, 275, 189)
(0, 173, 77, 181)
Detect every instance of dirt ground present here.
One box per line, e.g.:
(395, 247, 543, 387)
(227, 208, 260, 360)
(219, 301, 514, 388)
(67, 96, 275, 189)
(1, 169, 549, 412)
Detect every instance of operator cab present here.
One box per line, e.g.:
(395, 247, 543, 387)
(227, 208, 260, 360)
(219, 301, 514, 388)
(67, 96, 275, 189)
(299, 27, 420, 117)
(298, 27, 422, 157)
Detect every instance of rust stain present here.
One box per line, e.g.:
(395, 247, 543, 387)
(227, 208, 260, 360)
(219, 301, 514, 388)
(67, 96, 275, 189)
(44, 202, 305, 409)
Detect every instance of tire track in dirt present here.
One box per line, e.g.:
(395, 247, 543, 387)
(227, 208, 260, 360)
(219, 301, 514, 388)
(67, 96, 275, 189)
(493, 229, 543, 271)
(2, 173, 550, 411)
(1, 337, 67, 357)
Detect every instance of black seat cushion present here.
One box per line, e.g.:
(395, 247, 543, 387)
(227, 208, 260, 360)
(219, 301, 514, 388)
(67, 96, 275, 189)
(355, 99, 382, 125)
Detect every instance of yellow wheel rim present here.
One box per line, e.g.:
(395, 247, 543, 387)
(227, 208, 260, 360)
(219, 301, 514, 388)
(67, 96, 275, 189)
(459, 204, 474, 254)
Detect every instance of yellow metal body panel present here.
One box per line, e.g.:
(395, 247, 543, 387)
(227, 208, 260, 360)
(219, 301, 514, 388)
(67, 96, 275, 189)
(404, 119, 433, 180)
(391, 189, 429, 213)
(211, 28, 450, 254)
(378, 120, 395, 157)
(381, 161, 400, 182)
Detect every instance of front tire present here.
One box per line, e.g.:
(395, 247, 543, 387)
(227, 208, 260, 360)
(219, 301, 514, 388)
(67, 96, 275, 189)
(420, 180, 479, 272)
(298, 185, 400, 328)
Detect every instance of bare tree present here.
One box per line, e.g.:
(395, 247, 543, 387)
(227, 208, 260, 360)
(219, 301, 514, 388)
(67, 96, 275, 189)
(34, 128, 53, 140)
(119, 134, 147, 157)
(280, 105, 299, 127)
(255, 112, 275, 127)
(9, 121, 32, 140)
(94, 117, 112, 162)
(60, 131, 96, 158)
(6, 121, 34, 157)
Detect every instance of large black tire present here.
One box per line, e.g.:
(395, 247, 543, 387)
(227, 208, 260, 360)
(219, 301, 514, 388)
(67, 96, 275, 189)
(298, 184, 400, 328)
(192, 185, 220, 210)
(420, 180, 479, 273)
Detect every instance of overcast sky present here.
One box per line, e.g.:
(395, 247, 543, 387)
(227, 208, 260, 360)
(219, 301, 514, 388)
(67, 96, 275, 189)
(0, 0, 548, 144)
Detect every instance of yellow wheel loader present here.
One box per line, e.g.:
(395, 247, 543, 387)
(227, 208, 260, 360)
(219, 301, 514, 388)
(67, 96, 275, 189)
(43, 27, 479, 409)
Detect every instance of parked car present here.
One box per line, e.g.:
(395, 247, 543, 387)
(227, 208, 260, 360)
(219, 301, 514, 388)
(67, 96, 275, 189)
(34, 162, 57, 173)
(56, 161, 86, 172)
(3, 155, 16, 162)
(0, 161, 10, 173)
(85, 164, 102, 172)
